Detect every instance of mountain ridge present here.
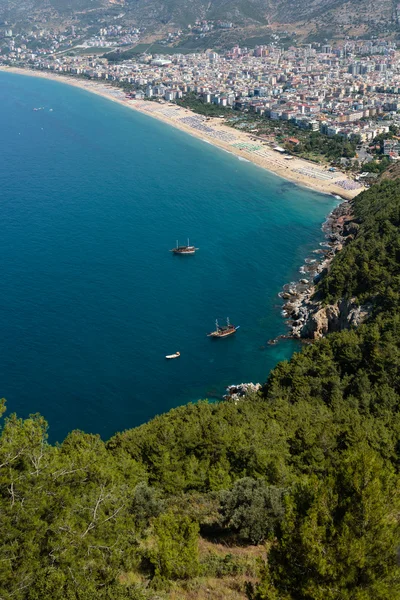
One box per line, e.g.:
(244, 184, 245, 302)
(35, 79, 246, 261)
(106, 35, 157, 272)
(0, 0, 398, 42)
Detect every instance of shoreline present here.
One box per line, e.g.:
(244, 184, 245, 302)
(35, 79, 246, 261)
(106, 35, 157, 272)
(275, 200, 354, 342)
(0, 66, 364, 201)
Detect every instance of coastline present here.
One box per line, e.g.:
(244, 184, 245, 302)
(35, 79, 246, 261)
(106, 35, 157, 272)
(277, 200, 356, 341)
(0, 66, 363, 200)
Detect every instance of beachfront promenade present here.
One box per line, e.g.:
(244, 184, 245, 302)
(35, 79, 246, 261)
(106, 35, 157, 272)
(131, 98, 363, 198)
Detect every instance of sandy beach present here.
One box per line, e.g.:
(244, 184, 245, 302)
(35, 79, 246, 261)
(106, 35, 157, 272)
(0, 66, 364, 200)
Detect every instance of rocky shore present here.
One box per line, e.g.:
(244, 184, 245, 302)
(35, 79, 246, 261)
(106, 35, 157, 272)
(225, 201, 369, 400)
(224, 382, 261, 402)
(275, 199, 371, 341)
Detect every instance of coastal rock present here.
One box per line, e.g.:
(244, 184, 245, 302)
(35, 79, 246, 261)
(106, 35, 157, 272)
(299, 303, 336, 339)
(347, 303, 372, 328)
(268, 334, 288, 345)
(282, 301, 300, 315)
(224, 382, 261, 402)
(299, 298, 372, 339)
(292, 319, 303, 327)
(280, 199, 362, 341)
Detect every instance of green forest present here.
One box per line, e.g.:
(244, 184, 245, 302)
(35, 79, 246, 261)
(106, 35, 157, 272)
(1, 181, 400, 599)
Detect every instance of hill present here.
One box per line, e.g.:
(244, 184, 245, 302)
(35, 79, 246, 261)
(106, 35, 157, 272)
(0, 0, 397, 42)
(379, 160, 400, 181)
(1, 180, 400, 599)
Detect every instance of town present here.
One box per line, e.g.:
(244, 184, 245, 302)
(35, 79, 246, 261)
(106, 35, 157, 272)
(2, 24, 400, 178)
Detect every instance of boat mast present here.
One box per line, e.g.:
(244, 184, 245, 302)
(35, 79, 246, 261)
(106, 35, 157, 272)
(215, 319, 219, 331)
(176, 240, 179, 249)
(187, 237, 190, 247)
(227, 317, 230, 328)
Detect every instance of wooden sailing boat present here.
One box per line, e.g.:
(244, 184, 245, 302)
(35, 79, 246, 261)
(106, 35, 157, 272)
(207, 318, 240, 338)
(170, 239, 198, 255)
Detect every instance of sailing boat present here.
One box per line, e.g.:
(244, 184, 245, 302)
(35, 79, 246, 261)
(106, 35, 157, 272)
(170, 238, 198, 255)
(207, 318, 240, 338)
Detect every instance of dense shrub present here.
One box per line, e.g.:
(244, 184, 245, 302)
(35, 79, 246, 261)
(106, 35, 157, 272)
(219, 478, 285, 544)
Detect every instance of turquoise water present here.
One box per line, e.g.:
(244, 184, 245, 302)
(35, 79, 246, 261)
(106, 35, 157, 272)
(0, 72, 336, 441)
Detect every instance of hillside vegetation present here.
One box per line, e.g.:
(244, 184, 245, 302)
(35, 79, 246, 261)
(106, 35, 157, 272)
(379, 160, 400, 182)
(1, 181, 400, 599)
(2, 0, 397, 40)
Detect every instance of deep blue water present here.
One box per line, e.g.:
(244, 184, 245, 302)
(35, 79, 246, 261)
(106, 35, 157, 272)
(0, 72, 337, 441)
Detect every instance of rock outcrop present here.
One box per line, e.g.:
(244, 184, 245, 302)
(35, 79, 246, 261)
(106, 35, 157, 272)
(298, 298, 372, 339)
(278, 200, 371, 341)
(224, 382, 261, 402)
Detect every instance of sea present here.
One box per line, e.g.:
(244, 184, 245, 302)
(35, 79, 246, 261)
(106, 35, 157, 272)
(0, 71, 338, 441)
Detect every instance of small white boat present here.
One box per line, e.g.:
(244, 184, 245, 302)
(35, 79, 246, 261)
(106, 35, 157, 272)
(165, 351, 180, 359)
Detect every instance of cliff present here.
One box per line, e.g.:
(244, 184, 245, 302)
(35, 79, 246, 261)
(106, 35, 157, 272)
(280, 200, 369, 340)
(282, 181, 400, 341)
(297, 297, 372, 339)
